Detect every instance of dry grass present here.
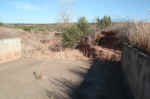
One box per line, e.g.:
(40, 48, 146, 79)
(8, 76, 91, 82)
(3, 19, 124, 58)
(19, 29, 88, 61)
(2, 22, 150, 59)
(31, 48, 88, 61)
(124, 21, 150, 53)
(96, 21, 150, 54)
(108, 21, 150, 54)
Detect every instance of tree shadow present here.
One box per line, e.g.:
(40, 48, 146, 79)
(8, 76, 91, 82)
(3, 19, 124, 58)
(45, 60, 134, 99)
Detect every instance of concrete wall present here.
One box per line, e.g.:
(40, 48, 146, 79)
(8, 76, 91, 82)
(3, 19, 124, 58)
(121, 44, 150, 99)
(0, 38, 21, 63)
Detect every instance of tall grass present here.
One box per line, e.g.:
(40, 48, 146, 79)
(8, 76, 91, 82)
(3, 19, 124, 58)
(113, 21, 150, 54)
(104, 21, 150, 54)
(127, 21, 150, 53)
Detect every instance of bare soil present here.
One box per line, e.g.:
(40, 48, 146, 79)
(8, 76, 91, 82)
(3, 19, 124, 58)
(0, 58, 90, 99)
(0, 26, 133, 99)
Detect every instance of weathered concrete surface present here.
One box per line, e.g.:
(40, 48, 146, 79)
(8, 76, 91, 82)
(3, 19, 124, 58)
(0, 38, 21, 63)
(121, 44, 150, 99)
(0, 58, 90, 99)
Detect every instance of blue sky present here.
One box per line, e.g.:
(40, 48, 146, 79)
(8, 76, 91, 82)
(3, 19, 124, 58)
(0, 0, 150, 23)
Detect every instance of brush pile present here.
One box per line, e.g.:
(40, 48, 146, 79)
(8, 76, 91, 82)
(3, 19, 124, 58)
(78, 30, 122, 61)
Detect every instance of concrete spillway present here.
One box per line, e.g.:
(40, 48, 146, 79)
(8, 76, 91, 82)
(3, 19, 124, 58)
(0, 36, 21, 63)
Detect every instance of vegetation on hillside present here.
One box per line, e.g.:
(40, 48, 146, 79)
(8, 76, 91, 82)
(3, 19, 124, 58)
(62, 17, 90, 48)
(2, 17, 150, 56)
(106, 21, 150, 55)
(126, 22, 150, 53)
(62, 25, 83, 48)
(8, 24, 61, 32)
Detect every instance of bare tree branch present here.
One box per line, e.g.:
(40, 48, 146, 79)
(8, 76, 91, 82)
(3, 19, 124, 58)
(58, 0, 75, 24)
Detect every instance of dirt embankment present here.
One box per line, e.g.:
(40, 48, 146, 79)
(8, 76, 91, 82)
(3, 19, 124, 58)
(0, 26, 121, 61)
(78, 30, 122, 61)
(0, 26, 87, 61)
(19, 30, 88, 61)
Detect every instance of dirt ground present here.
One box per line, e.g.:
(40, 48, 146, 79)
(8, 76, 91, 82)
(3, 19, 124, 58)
(0, 26, 89, 99)
(0, 26, 133, 99)
(0, 58, 90, 99)
(0, 57, 134, 99)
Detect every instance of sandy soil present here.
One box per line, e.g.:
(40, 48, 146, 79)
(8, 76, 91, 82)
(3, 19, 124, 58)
(0, 26, 132, 99)
(0, 58, 90, 99)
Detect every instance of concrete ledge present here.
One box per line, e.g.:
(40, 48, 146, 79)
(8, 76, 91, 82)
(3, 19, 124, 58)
(0, 38, 21, 63)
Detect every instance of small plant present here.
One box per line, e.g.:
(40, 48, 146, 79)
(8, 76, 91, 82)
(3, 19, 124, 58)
(96, 16, 112, 28)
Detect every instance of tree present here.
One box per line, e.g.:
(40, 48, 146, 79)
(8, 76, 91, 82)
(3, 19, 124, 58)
(96, 16, 112, 28)
(77, 17, 90, 34)
(62, 17, 90, 48)
(58, 0, 75, 24)
(62, 25, 83, 48)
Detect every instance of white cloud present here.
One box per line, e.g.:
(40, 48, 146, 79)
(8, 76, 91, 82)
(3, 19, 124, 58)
(13, 2, 39, 10)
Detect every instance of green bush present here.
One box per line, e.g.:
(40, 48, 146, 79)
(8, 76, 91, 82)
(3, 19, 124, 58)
(23, 26, 33, 31)
(77, 17, 90, 34)
(62, 25, 83, 48)
(14, 25, 34, 31)
(62, 17, 90, 48)
(0, 22, 3, 26)
(96, 16, 112, 28)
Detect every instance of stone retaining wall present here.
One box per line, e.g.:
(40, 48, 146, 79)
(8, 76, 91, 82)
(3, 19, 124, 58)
(0, 38, 21, 63)
(121, 44, 150, 99)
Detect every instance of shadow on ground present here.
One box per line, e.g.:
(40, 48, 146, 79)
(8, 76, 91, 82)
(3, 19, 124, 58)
(45, 60, 134, 99)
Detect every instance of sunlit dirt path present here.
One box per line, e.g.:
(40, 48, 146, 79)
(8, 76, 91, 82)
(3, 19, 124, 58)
(0, 58, 90, 99)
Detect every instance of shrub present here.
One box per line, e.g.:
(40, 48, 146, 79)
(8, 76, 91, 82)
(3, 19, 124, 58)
(77, 17, 90, 34)
(14, 25, 34, 31)
(0, 22, 3, 26)
(23, 26, 33, 31)
(62, 25, 83, 48)
(62, 17, 90, 48)
(96, 16, 112, 28)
